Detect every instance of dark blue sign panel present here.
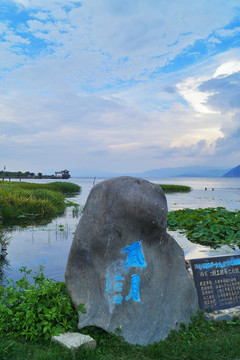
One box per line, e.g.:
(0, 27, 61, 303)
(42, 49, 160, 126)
(190, 255, 240, 311)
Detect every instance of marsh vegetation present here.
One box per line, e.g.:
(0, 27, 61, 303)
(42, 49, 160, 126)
(160, 184, 191, 193)
(0, 181, 81, 225)
(168, 207, 240, 249)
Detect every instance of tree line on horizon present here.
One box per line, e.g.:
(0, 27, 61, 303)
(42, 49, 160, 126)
(0, 170, 43, 179)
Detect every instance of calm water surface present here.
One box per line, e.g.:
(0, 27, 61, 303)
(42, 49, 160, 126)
(1, 177, 240, 282)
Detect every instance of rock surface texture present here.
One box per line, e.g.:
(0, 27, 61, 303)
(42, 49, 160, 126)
(65, 176, 199, 345)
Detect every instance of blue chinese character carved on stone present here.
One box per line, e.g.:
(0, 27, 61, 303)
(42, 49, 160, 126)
(106, 272, 124, 305)
(113, 294, 123, 304)
(123, 240, 147, 269)
(126, 274, 140, 302)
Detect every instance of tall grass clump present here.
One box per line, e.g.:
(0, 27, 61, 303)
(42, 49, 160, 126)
(46, 181, 81, 194)
(0, 187, 65, 221)
(160, 184, 191, 193)
(0, 181, 81, 195)
(0, 181, 81, 224)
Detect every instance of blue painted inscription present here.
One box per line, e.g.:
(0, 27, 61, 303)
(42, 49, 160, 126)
(106, 240, 147, 305)
(123, 240, 146, 269)
(126, 274, 140, 302)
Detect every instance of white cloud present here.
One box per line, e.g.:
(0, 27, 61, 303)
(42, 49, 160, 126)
(214, 61, 240, 78)
(215, 27, 240, 38)
(12, 0, 80, 9)
(5, 33, 30, 44)
(176, 76, 219, 114)
(0, 0, 240, 172)
(6, 0, 239, 84)
(31, 11, 48, 20)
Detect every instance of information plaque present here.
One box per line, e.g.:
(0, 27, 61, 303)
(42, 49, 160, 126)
(190, 255, 240, 311)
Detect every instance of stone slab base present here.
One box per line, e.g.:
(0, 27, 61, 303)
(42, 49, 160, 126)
(52, 332, 96, 350)
(204, 305, 240, 322)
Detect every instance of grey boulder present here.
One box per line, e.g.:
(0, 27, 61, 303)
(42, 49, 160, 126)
(65, 176, 198, 345)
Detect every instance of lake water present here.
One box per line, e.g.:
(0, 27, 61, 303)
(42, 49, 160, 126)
(1, 176, 240, 283)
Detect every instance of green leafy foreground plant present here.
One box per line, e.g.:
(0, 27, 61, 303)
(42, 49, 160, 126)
(0, 266, 85, 341)
(168, 207, 240, 249)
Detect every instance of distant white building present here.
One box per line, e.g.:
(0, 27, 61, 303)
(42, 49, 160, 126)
(54, 170, 70, 179)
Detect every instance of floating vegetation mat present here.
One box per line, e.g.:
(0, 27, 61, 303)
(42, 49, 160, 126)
(168, 207, 240, 249)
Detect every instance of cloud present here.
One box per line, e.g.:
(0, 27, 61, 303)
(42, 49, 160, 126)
(213, 60, 240, 78)
(1, 0, 240, 172)
(3, 0, 238, 83)
(152, 140, 210, 160)
(173, 58, 240, 166)
(0, 86, 219, 171)
(198, 72, 240, 112)
(215, 27, 240, 38)
(12, 0, 81, 10)
(176, 76, 219, 114)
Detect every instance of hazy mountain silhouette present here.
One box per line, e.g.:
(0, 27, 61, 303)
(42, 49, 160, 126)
(139, 166, 229, 178)
(72, 166, 229, 178)
(222, 165, 240, 177)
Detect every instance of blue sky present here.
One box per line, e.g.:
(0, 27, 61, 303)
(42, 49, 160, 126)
(1, 0, 240, 175)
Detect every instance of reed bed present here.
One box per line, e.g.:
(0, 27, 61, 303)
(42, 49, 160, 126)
(0, 181, 80, 194)
(160, 184, 191, 193)
(0, 181, 81, 225)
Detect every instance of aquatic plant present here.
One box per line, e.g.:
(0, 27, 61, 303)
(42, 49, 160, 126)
(0, 230, 10, 249)
(168, 207, 240, 249)
(0, 187, 65, 221)
(160, 184, 191, 193)
(0, 181, 81, 194)
(44, 181, 81, 194)
(0, 181, 81, 225)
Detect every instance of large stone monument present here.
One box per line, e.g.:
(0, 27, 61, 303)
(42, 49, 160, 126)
(65, 176, 198, 345)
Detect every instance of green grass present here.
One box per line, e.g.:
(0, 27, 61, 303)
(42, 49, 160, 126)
(160, 184, 191, 193)
(0, 181, 80, 194)
(1, 267, 240, 359)
(0, 314, 240, 359)
(0, 181, 81, 225)
(45, 181, 80, 194)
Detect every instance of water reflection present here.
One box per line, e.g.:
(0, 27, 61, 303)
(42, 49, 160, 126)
(168, 230, 240, 260)
(1, 205, 82, 283)
(0, 255, 10, 284)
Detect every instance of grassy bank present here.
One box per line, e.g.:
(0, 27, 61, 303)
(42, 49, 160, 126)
(1, 267, 240, 360)
(1, 314, 240, 359)
(0, 181, 81, 225)
(0, 180, 80, 194)
(160, 184, 191, 193)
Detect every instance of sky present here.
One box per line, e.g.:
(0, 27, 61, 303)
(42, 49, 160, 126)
(1, 0, 240, 175)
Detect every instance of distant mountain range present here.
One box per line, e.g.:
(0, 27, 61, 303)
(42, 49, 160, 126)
(138, 166, 230, 178)
(222, 165, 240, 177)
(72, 166, 235, 178)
